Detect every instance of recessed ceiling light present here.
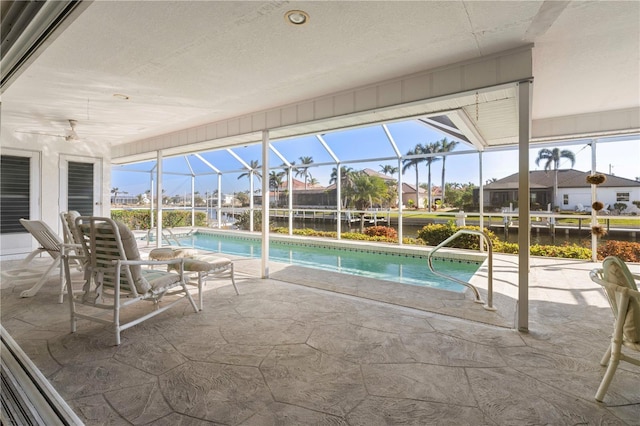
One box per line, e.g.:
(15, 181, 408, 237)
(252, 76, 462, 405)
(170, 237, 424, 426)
(285, 10, 309, 26)
(113, 93, 130, 100)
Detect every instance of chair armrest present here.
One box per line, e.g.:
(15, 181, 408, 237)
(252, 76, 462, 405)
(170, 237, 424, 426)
(117, 258, 186, 278)
(119, 258, 184, 267)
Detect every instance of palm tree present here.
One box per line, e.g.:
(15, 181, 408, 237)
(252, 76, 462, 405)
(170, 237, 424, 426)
(237, 159, 261, 182)
(379, 164, 398, 176)
(235, 191, 250, 206)
(308, 177, 320, 187)
(423, 142, 441, 212)
(346, 172, 388, 232)
(329, 166, 354, 185)
(269, 171, 285, 206)
(237, 159, 261, 208)
(111, 187, 128, 204)
(295, 156, 314, 189)
(401, 146, 424, 208)
(535, 148, 576, 208)
(330, 166, 356, 208)
(438, 138, 459, 206)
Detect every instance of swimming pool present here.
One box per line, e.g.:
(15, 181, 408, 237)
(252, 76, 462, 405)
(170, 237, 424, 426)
(174, 231, 482, 292)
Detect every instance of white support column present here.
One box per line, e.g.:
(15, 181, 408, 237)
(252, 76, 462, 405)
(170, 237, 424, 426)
(249, 170, 255, 232)
(191, 175, 195, 227)
(382, 124, 403, 245)
(261, 130, 270, 278)
(336, 164, 342, 239)
(217, 174, 222, 228)
(316, 135, 342, 239)
(156, 150, 163, 249)
(397, 158, 403, 244)
(193, 153, 223, 229)
(517, 80, 532, 333)
(479, 151, 484, 231)
(591, 140, 598, 262)
(183, 156, 196, 227)
(150, 174, 154, 229)
(288, 167, 293, 235)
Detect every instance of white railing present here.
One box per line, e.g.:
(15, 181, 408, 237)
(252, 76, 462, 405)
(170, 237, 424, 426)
(427, 229, 496, 311)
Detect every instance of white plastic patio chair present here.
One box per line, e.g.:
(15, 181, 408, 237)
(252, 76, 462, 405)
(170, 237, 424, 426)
(63, 216, 198, 345)
(58, 211, 87, 302)
(589, 256, 640, 402)
(1, 219, 65, 301)
(149, 247, 238, 311)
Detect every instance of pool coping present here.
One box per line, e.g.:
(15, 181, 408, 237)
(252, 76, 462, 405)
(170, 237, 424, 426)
(187, 228, 488, 264)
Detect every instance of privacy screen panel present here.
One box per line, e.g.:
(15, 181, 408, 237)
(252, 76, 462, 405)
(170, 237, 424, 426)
(1, 155, 30, 234)
(68, 162, 94, 216)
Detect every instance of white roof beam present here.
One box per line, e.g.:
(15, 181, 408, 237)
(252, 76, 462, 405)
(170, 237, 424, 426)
(269, 144, 290, 167)
(316, 135, 340, 163)
(193, 153, 221, 174)
(381, 124, 402, 158)
(226, 148, 251, 170)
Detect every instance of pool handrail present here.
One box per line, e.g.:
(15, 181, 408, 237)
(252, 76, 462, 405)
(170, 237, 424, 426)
(146, 228, 191, 247)
(427, 229, 496, 311)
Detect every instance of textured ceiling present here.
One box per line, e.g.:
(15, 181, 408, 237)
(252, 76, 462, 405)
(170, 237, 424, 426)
(1, 1, 638, 155)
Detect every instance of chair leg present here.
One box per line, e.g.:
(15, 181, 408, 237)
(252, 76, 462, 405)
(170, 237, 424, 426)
(595, 342, 621, 402)
(114, 299, 122, 346)
(19, 257, 61, 298)
(198, 272, 204, 311)
(599, 346, 611, 366)
(64, 256, 77, 334)
(181, 281, 199, 313)
(230, 264, 239, 295)
(58, 262, 65, 304)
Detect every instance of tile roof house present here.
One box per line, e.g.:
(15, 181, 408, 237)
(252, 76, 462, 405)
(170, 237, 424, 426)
(479, 170, 640, 213)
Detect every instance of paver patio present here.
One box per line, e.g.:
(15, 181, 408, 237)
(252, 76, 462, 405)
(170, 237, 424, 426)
(1, 250, 639, 425)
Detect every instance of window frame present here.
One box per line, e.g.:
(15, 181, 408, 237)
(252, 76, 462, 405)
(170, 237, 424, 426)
(616, 192, 630, 202)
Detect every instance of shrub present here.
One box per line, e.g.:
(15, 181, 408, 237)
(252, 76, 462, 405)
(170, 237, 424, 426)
(530, 243, 591, 260)
(236, 210, 263, 230)
(364, 226, 398, 239)
(613, 202, 627, 212)
(493, 241, 519, 254)
(271, 228, 338, 238)
(267, 223, 639, 262)
(416, 222, 455, 246)
(597, 240, 640, 262)
(111, 210, 206, 230)
(416, 222, 498, 250)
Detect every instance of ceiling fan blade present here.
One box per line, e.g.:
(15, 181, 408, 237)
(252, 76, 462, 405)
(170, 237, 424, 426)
(14, 130, 66, 138)
(15, 119, 82, 141)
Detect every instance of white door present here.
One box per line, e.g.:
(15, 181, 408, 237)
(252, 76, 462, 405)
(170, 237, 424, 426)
(0, 149, 41, 257)
(59, 155, 102, 217)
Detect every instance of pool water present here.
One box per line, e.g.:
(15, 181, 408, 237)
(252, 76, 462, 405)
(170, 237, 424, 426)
(176, 232, 480, 292)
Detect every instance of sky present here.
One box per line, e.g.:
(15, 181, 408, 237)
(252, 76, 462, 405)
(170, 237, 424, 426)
(112, 120, 640, 197)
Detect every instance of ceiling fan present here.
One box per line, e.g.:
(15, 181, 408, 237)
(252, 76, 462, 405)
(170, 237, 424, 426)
(15, 119, 82, 142)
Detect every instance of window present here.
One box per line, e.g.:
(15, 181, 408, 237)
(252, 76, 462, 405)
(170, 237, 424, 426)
(616, 192, 630, 202)
(563, 194, 569, 205)
(68, 161, 94, 216)
(1, 155, 30, 234)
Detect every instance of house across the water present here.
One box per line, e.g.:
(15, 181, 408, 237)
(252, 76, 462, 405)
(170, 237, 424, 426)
(476, 170, 640, 213)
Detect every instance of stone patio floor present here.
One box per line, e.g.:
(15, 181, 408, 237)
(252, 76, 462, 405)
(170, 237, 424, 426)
(1, 249, 639, 425)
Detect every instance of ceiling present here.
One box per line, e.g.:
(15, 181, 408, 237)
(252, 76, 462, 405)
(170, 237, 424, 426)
(1, 1, 638, 161)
